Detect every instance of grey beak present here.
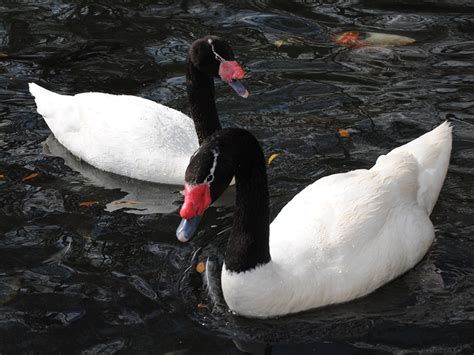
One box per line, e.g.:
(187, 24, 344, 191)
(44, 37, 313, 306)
(176, 215, 202, 242)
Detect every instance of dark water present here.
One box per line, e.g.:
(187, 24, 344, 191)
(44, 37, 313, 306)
(1, 1, 473, 353)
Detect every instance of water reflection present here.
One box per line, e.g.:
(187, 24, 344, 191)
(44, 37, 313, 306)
(43, 135, 181, 215)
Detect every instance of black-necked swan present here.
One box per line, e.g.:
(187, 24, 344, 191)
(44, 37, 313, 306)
(28, 36, 248, 185)
(175, 123, 452, 318)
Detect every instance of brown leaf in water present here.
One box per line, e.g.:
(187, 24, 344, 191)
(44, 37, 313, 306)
(274, 39, 285, 48)
(22, 172, 39, 181)
(267, 153, 280, 166)
(197, 303, 208, 310)
(338, 129, 350, 138)
(195, 261, 206, 273)
(0, 53, 8, 59)
(79, 201, 99, 207)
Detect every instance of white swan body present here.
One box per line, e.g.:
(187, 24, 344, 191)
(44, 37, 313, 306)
(29, 83, 198, 185)
(221, 122, 452, 318)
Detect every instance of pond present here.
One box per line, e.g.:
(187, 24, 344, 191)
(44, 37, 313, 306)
(0, 1, 473, 353)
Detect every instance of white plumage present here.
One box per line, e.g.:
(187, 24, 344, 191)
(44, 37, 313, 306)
(221, 122, 452, 318)
(29, 83, 198, 185)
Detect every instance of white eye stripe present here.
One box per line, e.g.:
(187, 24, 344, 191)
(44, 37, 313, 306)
(210, 148, 219, 175)
(205, 147, 219, 185)
(208, 38, 225, 63)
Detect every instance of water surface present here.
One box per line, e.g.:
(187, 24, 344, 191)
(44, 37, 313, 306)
(0, 1, 473, 353)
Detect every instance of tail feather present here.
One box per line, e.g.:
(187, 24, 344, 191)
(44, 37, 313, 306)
(29, 83, 64, 117)
(29, 83, 79, 134)
(388, 122, 453, 214)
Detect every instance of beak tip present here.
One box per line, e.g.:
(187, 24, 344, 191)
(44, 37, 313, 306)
(176, 215, 202, 243)
(176, 232, 191, 243)
(227, 79, 249, 98)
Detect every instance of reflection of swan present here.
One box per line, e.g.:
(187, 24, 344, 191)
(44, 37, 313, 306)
(43, 135, 235, 215)
(43, 135, 180, 215)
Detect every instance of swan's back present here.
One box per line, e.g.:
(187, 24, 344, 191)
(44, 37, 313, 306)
(29, 83, 199, 184)
(271, 122, 452, 256)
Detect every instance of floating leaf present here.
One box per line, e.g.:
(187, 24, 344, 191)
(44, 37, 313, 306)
(363, 32, 415, 46)
(267, 153, 280, 166)
(195, 261, 206, 273)
(0, 174, 4, 179)
(197, 303, 208, 310)
(22, 172, 39, 181)
(338, 129, 350, 138)
(0, 53, 8, 59)
(274, 39, 285, 48)
(79, 201, 99, 207)
(334, 31, 415, 48)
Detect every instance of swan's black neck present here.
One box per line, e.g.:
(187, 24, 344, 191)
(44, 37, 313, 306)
(186, 61, 221, 145)
(221, 129, 271, 273)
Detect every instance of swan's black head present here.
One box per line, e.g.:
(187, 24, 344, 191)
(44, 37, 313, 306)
(188, 36, 249, 98)
(176, 132, 234, 242)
